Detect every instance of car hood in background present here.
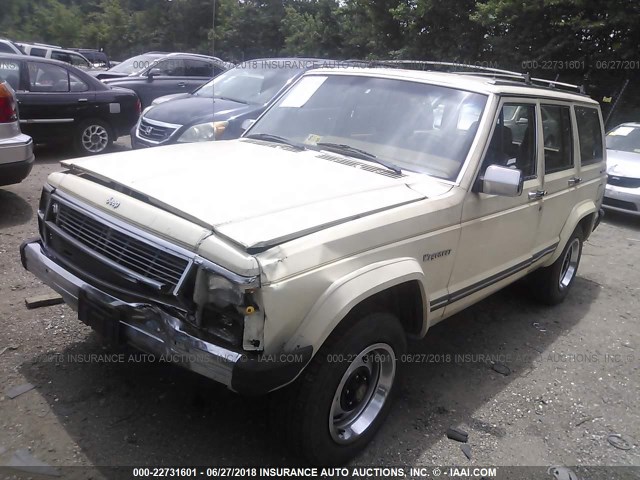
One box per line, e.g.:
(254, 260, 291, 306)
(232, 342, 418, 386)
(606, 149, 640, 178)
(88, 71, 130, 80)
(151, 93, 191, 106)
(59, 140, 444, 250)
(145, 96, 260, 126)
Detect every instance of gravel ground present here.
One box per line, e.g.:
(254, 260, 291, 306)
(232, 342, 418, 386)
(0, 139, 638, 479)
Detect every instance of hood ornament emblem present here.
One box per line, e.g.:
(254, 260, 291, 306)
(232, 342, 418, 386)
(106, 197, 120, 209)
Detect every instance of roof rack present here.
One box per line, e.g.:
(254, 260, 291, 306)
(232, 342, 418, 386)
(18, 41, 63, 49)
(354, 59, 586, 94)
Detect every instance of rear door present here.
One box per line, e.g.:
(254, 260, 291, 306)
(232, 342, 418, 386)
(533, 103, 579, 256)
(574, 105, 606, 216)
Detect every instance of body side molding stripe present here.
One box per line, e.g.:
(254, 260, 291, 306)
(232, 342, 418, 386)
(429, 243, 559, 312)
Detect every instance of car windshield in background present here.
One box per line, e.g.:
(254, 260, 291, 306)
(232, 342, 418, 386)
(195, 62, 303, 105)
(248, 74, 487, 181)
(108, 54, 163, 75)
(606, 125, 640, 154)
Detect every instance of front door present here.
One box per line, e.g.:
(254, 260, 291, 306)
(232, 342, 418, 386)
(445, 98, 542, 316)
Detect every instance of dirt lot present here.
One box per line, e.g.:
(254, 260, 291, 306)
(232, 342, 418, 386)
(0, 140, 638, 479)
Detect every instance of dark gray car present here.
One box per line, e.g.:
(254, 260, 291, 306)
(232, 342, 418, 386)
(131, 58, 332, 147)
(102, 53, 232, 107)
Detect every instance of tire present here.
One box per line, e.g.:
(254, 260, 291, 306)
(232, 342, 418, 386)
(74, 119, 113, 155)
(530, 227, 584, 305)
(273, 312, 407, 465)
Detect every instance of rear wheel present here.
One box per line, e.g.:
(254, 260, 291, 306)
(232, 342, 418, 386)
(273, 312, 406, 465)
(75, 119, 113, 155)
(531, 227, 584, 305)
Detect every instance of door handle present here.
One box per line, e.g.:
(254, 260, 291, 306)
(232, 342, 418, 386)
(568, 176, 582, 186)
(78, 98, 88, 103)
(177, 82, 186, 87)
(528, 190, 547, 200)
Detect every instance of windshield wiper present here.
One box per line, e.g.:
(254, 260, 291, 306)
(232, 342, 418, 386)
(316, 142, 402, 174)
(245, 133, 306, 151)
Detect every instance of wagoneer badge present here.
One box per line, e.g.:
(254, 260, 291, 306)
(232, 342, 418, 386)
(106, 197, 121, 209)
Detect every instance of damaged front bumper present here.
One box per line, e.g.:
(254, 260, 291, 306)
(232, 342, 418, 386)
(20, 239, 312, 396)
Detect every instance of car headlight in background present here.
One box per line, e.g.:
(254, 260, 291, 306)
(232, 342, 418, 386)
(177, 121, 228, 143)
(192, 263, 264, 351)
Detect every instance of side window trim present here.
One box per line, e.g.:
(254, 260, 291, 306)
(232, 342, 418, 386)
(476, 96, 540, 184)
(574, 104, 605, 168)
(540, 101, 575, 175)
(26, 62, 71, 93)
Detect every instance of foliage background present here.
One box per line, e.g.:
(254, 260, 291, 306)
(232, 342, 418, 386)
(1, 0, 639, 126)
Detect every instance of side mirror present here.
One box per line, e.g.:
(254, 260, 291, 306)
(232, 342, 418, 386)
(480, 165, 523, 197)
(241, 118, 256, 131)
(147, 68, 162, 81)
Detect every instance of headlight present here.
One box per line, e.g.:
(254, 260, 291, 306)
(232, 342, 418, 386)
(199, 270, 245, 308)
(177, 121, 228, 143)
(192, 263, 263, 350)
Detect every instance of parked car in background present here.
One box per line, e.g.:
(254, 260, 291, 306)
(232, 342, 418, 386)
(89, 52, 167, 80)
(18, 43, 93, 70)
(102, 53, 232, 107)
(0, 38, 24, 55)
(0, 79, 34, 186)
(132, 58, 329, 147)
(0, 53, 140, 155)
(604, 122, 640, 215)
(69, 48, 111, 69)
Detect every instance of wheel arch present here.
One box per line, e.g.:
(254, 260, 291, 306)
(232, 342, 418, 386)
(545, 200, 597, 265)
(284, 258, 428, 357)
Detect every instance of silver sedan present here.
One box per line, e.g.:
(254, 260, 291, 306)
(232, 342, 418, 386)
(604, 122, 640, 215)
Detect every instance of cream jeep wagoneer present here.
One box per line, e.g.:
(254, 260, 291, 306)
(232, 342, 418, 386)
(21, 66, 606, 464)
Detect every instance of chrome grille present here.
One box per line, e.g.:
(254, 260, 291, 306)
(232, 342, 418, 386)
(137, 118, 178, 142)
(55, 203, 189, 289)
(608, 175, 640, 189)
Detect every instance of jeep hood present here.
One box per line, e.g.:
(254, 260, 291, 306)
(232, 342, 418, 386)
(60, 140, 446, 250)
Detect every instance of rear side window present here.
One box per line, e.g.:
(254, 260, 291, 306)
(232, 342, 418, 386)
(0, 60, 21, 90)
(69, 72, 88, 92)
(51, 51, 71, 63)
(27, 62, 69, 92)
(542, 105, 573, 173)
(575, 106, 603, 165)
(30, 48, 47, 58)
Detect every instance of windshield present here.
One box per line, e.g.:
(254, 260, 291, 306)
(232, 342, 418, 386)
(194, 61, 305, 105)
(248, 74, 487, 181)
(108, 54, 163, 75)
(606, 125, 640, 154)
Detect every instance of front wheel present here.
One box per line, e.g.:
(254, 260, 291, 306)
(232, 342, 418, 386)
(274, 312, 406, 465)
(530, 227, 584, 305)
(75, 119, 113, 155)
